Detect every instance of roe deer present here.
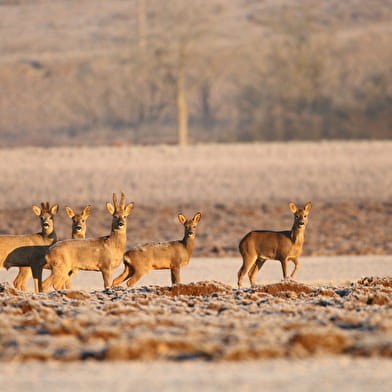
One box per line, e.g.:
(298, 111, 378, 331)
(112, 212, 202, 288)
(1, 202, 59, 292)
(65, 205, 92, 239)
(42, 192, 134, 291)
(12, 205, 92, 291)
(237, 202, 312, 288)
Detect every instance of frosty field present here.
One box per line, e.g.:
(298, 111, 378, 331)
(1, 256, 392, 391)
(0, 142, 391, 391)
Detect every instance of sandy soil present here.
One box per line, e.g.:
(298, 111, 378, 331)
(0, 256, 391, 391)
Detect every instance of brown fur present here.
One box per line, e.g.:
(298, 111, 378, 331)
(65, 205, 92, 239)
(42, 192, 134, 291)
(1, 202, 59, 292)
(112, 212, 201, 288)
(237, 202, 312, 288)
(11, 205, 91, 291)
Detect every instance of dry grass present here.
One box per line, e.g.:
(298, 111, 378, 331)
(1, 141, 391, 256)
(1, 141, 391, 208)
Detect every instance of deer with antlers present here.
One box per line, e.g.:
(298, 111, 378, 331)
(42, 192, 134, 291)
(112, 212, 201, 288)
(9, 205, 92, 291)
(237, 202, 312, 288)
(1, 202, 59, 292)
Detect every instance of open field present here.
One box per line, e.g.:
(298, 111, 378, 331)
(0, 142, 391, 391)
(0, 257, 391, 390)
(1, 142, 391, 256)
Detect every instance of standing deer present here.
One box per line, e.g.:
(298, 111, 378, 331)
(1, 202, 59, 292)
(237, 202, 312, 288)
(11, 205, 92, 291)
(42, 192, 134, 291)
(112, 212, 202, 288)
(65, 205, 92, 239)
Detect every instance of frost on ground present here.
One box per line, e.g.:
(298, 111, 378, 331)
(0, 277, 391, 362)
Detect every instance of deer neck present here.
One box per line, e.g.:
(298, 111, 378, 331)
(72, 232, 85, 240)
(290, 224, 305, 247)
(182, 234, 195, 256)
(40, 229, 57, 243)
(107, 228, 127, 250)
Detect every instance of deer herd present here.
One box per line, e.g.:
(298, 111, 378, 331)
(0, 191, 312, 293)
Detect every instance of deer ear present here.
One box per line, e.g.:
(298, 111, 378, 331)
(304, 201, 312, 212)
(65, 206, 75, 218)
(32, 205, 41, 216)
(106, 202, 115, 215)
(288, 202, 297, 213)
(178, 213, 187, 224)
(51, 204, 59, 215)
(83, 205, 92, 218)
(124, 202, 134, 216)
(192, 212, 201, 223)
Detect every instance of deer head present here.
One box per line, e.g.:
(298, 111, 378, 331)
(178, 212, 202, 239)
(65, 205, 92, 238)
(32, 202, 59, 236)
(289, 201, 312, 230)
(106, 191, 134, 232)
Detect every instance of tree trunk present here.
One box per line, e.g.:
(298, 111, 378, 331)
(137, 0, 146, 50)
(176, 69, 188, 145)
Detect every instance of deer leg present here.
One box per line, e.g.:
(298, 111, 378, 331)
(63, 270, 73, 289)
(237, 254, 257, 288)
(41, 275, 53, 293)
(31, 264, 44, 293)
(101, 268, 113, 289)
(280, 259, 289, 280)
(48, 265, 68, 291)
(126, 270, 145, 288)
(290, 257, 300, 279)
(14, 267, 31, 291)
(248, 258, 266, 287)
(112, 264, 132, 287)
(171, 267, 181, 285)
(53, 274, 68, 291)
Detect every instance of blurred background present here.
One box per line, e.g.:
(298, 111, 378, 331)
(1, 0, 391, 147)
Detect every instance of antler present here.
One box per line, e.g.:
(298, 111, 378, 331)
(120, 191, 126, 209)
(112, 193, 119, 209)
(41, 202, 50, 212)
(112, 191, 126, 210)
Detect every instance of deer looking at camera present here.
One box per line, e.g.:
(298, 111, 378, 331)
(42, 192, 134, 291)
(112, 212, 202, 288)
(65, 205, 92, 240)
(237, 202, 312, 288)
(10, 205, 92, 291)
(1, 202, 59, 292)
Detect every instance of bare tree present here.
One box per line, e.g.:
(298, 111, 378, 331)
(139, 0, 225, 145)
